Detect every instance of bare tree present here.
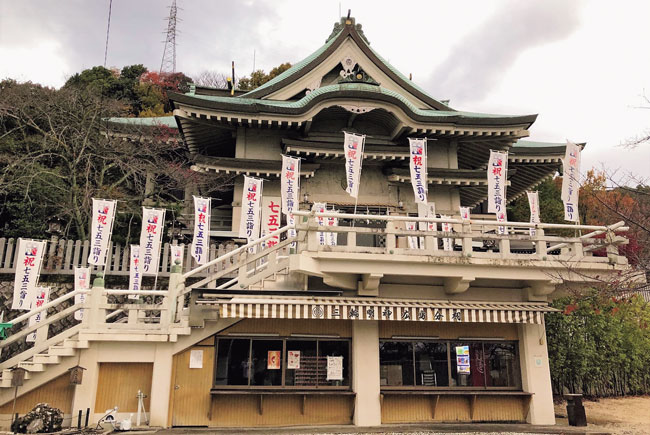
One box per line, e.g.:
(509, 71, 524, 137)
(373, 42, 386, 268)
(192, 71, 230, 89)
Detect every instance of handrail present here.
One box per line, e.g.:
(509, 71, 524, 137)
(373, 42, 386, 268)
(547, 221, 627, 252)
(292, 210, 629, 233)
(104, 290, 169, 296)
(7, 289, 89, 326)
(183, 224, 294, 279)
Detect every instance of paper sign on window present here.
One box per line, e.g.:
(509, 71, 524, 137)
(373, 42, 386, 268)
(268, 351, 281, 369)
(326, 356, 343, 380)
(189, 350, 203, 369)
(287, 351, 301, 369)
(455, 345, 470, 374)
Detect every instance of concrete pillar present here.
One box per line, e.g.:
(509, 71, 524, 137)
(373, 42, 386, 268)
(148, 343, 174, 427)
(70, 345, 100, 426)
(518, 323, 555, 425)
(352, 320, 381, 426)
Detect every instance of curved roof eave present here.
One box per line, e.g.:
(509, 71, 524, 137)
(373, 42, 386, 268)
(238, 18, 452, 111)
(169, 86, 537, 129)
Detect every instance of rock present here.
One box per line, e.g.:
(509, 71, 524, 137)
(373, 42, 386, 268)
(12, 402, 63, 433)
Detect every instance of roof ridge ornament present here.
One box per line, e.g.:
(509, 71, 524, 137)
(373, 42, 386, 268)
(325, 15, 369, 45)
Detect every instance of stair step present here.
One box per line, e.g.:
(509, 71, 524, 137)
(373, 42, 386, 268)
(48, 345, 76, 357)
(63, 339, 89, 349)
(33, 354, 60, 365)
(17, 362, 44, 372)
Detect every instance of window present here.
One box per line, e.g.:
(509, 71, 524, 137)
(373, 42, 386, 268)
(380, 339, 520, 390)
(214, 337, 350, 389)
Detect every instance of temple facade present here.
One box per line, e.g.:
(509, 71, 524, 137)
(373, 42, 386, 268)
(0, 16, 630, 429)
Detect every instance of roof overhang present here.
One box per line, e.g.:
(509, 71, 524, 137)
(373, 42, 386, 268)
(191, 155, 320, 178)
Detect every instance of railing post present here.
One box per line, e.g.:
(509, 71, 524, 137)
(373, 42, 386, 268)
(307, 216, 319, 251)
(86, 272, 106, 329)
(461, 222, 473, 256)
(499, 237, 511, 259)
(168, 260, 184, 324)
(535, 228, 546, 260)
(385, 222, 396, 253)
(605, 230, 619, 263)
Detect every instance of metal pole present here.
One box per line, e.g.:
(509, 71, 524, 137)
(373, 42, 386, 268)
(85, 408, 90, 427)
(11, 385, 18, 432)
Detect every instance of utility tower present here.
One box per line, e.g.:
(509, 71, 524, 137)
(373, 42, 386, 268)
(160, 0, 178, 74)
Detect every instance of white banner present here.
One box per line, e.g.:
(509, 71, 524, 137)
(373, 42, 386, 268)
(281, 155, 301, 243)
(562, 141, 581, 222)
(281, 155, 300, 216)
(26, 286, 49, 343)
(191, 196, 211, 265)
(74, 267, 90, 321)
(459, 207, 471, 220)
(487, 151, 508, 214)
(326, 209, 339, 246)
(440, 216, 453, 251)
(140, 207, 165, 276)
(496, 210, 508, 235)
(239, 176, 263, 242)
(417, 203, 429, 249)
(88, 199, 117, 266)
(409, 138, 428, 204)
(170, 245, 184, 270)
(527, 191, 540, 237)
(343, 132, 365, 198)
(312, 202, 327, 246)
(406, 221, 418, 249)
(261, 196, 281, 249)
(128, 245, 141, 300)
(12, 239, 46, 310)
(426, 203, 437, 232)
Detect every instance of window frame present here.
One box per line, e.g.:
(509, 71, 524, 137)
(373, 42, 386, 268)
(379, 338, 521, 391)
(213, 336, 352, 391)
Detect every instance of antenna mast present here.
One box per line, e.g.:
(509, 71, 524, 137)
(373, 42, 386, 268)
(160, 0, 178, 74)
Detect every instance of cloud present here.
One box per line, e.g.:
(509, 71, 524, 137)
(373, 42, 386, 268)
(425, 0, 583, 108)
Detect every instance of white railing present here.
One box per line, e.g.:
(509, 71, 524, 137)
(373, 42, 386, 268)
(292, 211, 629, 263)
(0, 238, 240, 277)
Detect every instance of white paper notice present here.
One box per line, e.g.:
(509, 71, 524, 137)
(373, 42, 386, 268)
(287, 351, 301, 369)
(189, 349, 203, 369)
(326, 356, 343, 381)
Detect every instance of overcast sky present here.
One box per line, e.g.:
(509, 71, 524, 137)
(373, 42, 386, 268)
(1, 0, 649, 180)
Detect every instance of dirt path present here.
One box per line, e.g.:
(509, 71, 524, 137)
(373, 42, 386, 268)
(555, 396, 650, 435)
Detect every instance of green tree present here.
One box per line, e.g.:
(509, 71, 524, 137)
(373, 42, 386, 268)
(238, 62, 292, 91)
(508, 176, 564, 224)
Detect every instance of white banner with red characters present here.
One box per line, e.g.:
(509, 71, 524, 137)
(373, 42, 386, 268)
(312, 202, 328, 246)
(343, 132, 365, 198)
(326, 209, 339, 246)
(496, 210, 508, 235)
(261, 196, 281, 249)
(406, 221, 418, 249)
(487, 151, 508, 214)
(527, 191, 540, 236)
(440, 216, 453, 251)
(281, 155, 300, 242)
(239, 176, 263, 242)
(74, 267, 90, 321)
(561, 141, 581, 222)
(459, 207, 471, 220)
(191, 196, 211, 265)
(26, 286, 50, 343)
(409, 138, 428, 204)
(12, 239, 46, 310)
(129, 245, 141, 300)
(170, 245, 184, 270)
(139, 207, 165, 276)
(88, 199, 117, 266)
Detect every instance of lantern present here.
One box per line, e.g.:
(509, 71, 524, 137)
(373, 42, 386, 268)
(68, 365, 86, 385)
(11, 367, 26, 387)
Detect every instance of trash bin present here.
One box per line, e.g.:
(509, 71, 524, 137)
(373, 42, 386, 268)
(565, 393, 587, 426)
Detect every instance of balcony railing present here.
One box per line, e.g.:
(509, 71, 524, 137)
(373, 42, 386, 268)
(292, 211, 629, 265)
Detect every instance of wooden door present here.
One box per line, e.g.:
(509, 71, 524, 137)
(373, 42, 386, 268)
(170, 345, 214, 426)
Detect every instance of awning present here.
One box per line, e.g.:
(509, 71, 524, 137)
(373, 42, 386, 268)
(199, 296, 557, 325)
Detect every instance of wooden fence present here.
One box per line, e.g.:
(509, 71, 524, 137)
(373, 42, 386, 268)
(0, 237, 241, 278)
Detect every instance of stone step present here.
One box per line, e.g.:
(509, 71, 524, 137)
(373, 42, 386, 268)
(63, 339, 89, 349)
(17, 362, 44, 372)
(32, 354, 61, 365)
(48, 345, 76, 357)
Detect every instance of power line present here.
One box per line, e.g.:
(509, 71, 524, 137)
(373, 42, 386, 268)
(103, 0, 113, 67)
(160, 0, 178, 74)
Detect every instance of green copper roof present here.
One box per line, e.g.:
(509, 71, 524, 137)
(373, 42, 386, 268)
(106, 116, 178, 128)
(172, 83, 535, 126)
